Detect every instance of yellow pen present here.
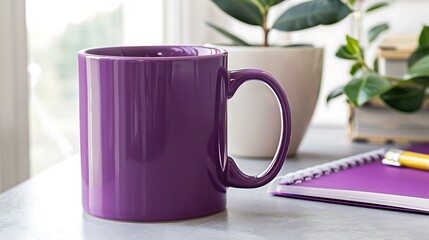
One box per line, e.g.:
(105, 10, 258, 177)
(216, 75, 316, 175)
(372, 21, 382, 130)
(382, 149, 429, 171)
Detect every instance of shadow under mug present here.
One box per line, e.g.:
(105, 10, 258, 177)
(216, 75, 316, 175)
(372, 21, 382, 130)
(78, 46, 291, 221)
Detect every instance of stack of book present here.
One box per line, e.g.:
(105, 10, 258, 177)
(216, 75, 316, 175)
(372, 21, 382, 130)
(349, 102, 429, 144)
(378, 35, 417, 77)
(348, 36, 429, 144)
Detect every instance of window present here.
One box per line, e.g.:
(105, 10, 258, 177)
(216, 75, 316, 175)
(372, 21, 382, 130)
(26, 0, 164, 175)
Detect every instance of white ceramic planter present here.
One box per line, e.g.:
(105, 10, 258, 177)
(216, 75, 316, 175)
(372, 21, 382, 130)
(222, 46, 323, 157)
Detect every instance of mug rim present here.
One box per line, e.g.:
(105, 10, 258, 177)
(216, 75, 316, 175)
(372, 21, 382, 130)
(78, 45, 228, 60)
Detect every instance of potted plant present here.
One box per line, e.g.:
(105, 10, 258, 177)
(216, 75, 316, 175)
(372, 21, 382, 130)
(328, 26, 429, 143)
(208, 0, 357, 157)
(329, 27, 429, 113)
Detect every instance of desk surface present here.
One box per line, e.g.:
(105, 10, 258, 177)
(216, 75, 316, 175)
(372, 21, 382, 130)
(1, 127, 427, 239)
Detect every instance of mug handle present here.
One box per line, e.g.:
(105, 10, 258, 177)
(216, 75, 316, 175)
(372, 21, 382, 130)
(226, 69, 291, 188)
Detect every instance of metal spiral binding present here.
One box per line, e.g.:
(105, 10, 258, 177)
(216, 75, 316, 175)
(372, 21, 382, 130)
(280, 148, 386, 185)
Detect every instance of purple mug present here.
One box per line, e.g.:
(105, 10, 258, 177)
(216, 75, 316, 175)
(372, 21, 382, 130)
(78, 46, 291, 221)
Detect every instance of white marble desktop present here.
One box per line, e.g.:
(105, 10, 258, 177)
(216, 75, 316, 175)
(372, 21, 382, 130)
(0, 127, 427, 240)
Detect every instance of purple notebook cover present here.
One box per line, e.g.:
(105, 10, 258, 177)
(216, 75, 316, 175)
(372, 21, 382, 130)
(274, 144, 429, 214)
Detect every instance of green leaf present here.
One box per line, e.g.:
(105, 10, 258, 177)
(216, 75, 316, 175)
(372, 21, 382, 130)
(258, 0, 284, 7)
(212, 0, 264, 26)
(350, 63, 362, 75)
(410, 77, 429, 87)
(345, 35, 360, 54)
(344, 73, 391, 107)
(206, 22, 251, 46)
(407, 26, 429, 67)
(368, 23, 389, 43)
(281, 43, 314, 47)
(272, 0, 352, 32)
(366, 2, 389, 13)
(407, 47, 429, 67)
(347, 0, 356, 6)
(373, 58, 379, 73)
(381, 85, 425, 112)
(335, 45, 357, 60)
(406, 55, 429, 79)
(327, 86, 344, 102)
(418, 25, 429, 48)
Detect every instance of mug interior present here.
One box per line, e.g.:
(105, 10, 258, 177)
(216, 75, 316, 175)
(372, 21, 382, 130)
(82, 46, 226, 58)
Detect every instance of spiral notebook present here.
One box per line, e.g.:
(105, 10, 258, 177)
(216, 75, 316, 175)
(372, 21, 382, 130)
(272, 144, 429, 214)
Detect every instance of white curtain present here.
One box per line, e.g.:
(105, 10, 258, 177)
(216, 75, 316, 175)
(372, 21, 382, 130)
(0, 0, 30, 191)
